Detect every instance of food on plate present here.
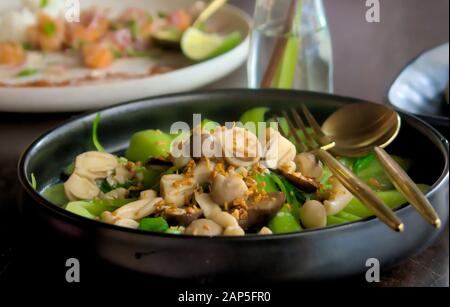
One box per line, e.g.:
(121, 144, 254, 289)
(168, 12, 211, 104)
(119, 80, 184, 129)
(0, 0, 241, 86)
(38, 107, 426, 236)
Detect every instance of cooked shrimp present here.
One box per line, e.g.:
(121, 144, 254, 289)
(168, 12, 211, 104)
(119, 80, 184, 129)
(27, 14, 66, 52)
(67, 9, 109, 48)
(0, 41, 26, 65)
(169, 10, 192, 31)
(81, 43, 114, 69)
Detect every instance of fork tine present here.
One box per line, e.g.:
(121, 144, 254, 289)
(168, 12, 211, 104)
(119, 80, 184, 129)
(280, 111, 309, 152)
(289, 108, 320, 150)
(281, 111, 309, 151)
(301, 104, 334, 146)
(271, 116, 288, 138)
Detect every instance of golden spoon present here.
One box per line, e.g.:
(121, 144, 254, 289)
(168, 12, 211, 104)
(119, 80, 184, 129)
(322, 102, 441, 228)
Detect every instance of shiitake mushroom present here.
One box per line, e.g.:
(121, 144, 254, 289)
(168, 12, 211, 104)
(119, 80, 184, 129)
(238, 192, 285, 230)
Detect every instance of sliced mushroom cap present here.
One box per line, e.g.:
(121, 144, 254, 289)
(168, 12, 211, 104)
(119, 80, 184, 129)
(193, 159, 216, 186)
(145, 157, 173, 172)
(185, 219, 223, 236)
(64, 173, 100, 201)
(160, 174, 197, 207)
(113, 165, 133, 185)
(74, 151, 118, 180)
(239, 192, 285, 229)
(262, 128, 296, 169)
(278, 170, 319, 193)
(324, 177, 353, 216)
(295, 152, 324, 179)
(210, 173, 248, 206)
(215, 127, 262, 167)
(163, 207, 203, 226)
(113, 197, 163, 220)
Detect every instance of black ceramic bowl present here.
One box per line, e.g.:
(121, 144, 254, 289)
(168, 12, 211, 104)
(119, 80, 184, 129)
(387, 43, 449, 133)
(18, 89, 449, 281)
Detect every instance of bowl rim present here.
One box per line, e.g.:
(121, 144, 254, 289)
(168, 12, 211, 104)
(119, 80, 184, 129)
(18, 89, 450, 241)
(385, 42, 449, 126)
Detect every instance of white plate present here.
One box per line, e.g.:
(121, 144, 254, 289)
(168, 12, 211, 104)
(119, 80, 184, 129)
(0, 0, 251, 112)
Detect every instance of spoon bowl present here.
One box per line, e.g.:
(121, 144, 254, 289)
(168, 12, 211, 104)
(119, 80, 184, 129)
(322, 102, 401, 157)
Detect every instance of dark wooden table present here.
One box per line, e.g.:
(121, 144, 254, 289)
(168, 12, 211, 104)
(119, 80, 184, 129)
(0, 0, 448, 287)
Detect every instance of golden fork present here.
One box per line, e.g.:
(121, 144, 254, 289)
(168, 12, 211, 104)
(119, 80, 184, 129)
(276, 106, 405, 232)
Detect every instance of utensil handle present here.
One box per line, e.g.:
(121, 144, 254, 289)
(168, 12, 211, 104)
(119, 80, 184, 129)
(194, 0, 228, 28)
(316, 149, 404, 232)
(374, 147, 441, 228)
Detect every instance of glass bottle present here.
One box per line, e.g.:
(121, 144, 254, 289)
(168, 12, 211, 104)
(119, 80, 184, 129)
(248, 0, 334, 93)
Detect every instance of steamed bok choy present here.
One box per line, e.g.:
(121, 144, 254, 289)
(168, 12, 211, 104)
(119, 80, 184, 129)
(37, 108, 427, 236)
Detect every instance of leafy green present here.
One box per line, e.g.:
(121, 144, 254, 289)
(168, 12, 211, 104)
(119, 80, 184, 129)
(31, 173, 37, 190)
(344, 184, 429, 218)
(63, 162, 75, 176)
(92, 113, 105, 152)
(125, 129, 174, 162)
(254, 173, 279, 193)
(239, 107, 269, 135)
(353, 152, 411, 190)
(65, 198, 136, 218)
(40, 0, 49, 8)
(139, 217, 169, 232)
(268, 210, 302, 233)
(157, 11, 169, 18)
(43, 183, 69, 206)
(326, 216, 348, 226)
(128, 20, 139, 40)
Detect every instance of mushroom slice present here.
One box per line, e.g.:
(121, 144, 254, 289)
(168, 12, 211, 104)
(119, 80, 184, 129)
(215, 127, 262, 167)
(324, 177, 353, 216)
(114, 218, 140, 229)
(193, 159, 216, 185)
(163, 206, 203, 226)
(239, 192, 285, 229)
(185, 219, 223, 236)
(113, 197, 163, 220)
(258, 227, 273, 235)
(194, 192, 245, 236)
(262, 128, 297, 169)
(140, 189, 157, 200)
(74, 151, 118, 180)
(278, 170, 319, 193)
(64, 173, 100, 201)
(160, 174, 197, 207)
(210, 174, 248, 206)
(294, 152, 323, 179)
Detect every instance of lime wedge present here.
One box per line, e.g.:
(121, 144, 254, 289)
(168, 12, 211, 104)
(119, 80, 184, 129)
(181, 28, 242, 61)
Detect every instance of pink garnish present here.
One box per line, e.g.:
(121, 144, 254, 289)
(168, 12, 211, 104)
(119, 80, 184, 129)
(113, 28, 133, 49)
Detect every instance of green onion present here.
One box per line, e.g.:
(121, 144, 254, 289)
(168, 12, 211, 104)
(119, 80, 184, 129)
(42, 21, 57, 36)
(40, 0, 49, 8)
(31, 173, 37, 190)
(128, 20, 139, 40)
(16, 68, 38, 78)
(92, 113, 105, 152)
(157, 11, 169, 18)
